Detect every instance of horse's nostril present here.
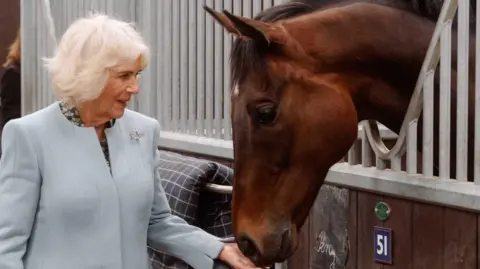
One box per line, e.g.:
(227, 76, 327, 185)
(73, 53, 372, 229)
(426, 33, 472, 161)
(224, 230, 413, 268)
(236, 234, 260, 258)
(279, 229, 293, 257)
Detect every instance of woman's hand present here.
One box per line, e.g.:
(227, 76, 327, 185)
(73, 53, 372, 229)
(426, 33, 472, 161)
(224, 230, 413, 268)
(218, 243, 262, 269)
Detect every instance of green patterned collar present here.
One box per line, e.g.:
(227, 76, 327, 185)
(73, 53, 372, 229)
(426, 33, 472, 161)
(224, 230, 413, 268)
(58, 101, 115, 128)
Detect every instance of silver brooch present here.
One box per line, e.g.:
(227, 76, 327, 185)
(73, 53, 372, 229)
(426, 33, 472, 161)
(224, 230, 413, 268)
(130, 128, 144, 141)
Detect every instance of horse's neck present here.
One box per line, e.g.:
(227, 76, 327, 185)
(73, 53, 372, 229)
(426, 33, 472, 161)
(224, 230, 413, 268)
(288, 4, 438, 132)
(287, 3, 435, 68)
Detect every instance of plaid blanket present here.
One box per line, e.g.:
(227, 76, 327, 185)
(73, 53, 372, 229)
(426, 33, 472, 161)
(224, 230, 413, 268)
(148, 150, 234, 269)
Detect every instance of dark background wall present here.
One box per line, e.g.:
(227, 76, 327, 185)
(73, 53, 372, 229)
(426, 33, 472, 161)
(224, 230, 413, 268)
(0, 0, 20, 78)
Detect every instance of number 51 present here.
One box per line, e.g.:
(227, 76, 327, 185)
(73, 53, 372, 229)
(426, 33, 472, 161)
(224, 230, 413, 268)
(376, 234, 388, 255)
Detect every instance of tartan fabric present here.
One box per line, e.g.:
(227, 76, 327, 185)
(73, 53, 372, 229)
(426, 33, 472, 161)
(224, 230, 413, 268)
(148, 150, 234, 269)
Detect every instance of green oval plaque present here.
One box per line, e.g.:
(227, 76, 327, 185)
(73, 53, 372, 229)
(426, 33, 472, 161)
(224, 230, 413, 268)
(375, 202, 391, 221)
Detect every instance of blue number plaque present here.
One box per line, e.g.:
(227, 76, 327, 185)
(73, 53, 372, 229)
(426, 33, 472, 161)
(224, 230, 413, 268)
(373, 226, 392, 264)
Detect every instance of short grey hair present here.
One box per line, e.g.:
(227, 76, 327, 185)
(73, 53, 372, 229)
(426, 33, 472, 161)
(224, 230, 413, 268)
(43, 13, 150, 103)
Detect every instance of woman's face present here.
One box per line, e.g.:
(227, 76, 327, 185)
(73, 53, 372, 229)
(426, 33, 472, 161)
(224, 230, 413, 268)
(89, 57, 143, 121)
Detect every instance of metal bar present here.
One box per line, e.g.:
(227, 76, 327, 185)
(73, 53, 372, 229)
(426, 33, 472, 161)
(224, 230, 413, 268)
(223, 0, 233, 140)
(162, 0, 172, 131)
(456, 0, 470, 181)
(439, 18, 452, 179)
(205, 0, 214, 137)
(263, 0, 273, 10)
(423, 71, 435, 177)
(172, 0, 180, 132)
(475, 0, 480, 184)
(214, 0, 223, 139)
(188, 0, 197, 134)
(391, 157, 402, 172)
(197, 0, 206, 136)
(243, 0, 252, 18)
(253, 0, 262, 16)
(362, 0, 459, 161)
(180, 0, 189, 133)
(407, 119, 418, 174)
(361, 124, 373, 167)
(205, 183, 233, 194)
(376, 158, 387, 170)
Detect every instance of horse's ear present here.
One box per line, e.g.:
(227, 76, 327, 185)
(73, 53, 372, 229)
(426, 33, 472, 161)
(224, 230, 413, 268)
(203, 6, 242, 36)
(204, 6, 285, 46)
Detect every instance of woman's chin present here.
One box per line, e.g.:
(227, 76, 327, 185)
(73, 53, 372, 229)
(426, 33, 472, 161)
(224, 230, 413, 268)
(110, 108, 126, 119)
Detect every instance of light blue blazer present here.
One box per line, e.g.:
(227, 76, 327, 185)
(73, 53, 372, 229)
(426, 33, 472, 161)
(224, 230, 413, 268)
(0, 101, 225, 269)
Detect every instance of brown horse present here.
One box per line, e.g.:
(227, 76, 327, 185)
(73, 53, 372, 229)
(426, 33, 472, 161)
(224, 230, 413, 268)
(205, 0, 476, 266)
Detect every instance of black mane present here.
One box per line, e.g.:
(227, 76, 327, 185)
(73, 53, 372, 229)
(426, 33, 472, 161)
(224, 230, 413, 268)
(230, 0, 477, 91)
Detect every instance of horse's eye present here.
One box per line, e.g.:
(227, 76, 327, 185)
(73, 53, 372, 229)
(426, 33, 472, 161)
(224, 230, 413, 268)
(256, 105, 277, 125)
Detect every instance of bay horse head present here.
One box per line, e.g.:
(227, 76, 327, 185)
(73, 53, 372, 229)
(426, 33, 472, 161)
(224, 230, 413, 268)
(205, 1, 441, 265)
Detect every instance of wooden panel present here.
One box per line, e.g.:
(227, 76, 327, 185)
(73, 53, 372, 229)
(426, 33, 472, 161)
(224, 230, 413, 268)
(382, 196, 413, 269)
(443, 208, 476, 269)
(357, 192, 383, 269)
(288, 216, 310, 269)
(412, 203, 444, 269)
(309, 185, 350, 269)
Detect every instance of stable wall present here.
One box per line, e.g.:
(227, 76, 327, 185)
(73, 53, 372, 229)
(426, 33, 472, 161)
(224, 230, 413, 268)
(167, 147, 480, 269)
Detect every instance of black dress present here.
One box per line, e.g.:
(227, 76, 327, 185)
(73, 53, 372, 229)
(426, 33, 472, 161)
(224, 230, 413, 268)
(0, 63, 21, 154)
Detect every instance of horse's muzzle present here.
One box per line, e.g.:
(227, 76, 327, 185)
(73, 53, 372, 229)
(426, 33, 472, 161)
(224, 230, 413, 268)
(236, 227, 294, 266)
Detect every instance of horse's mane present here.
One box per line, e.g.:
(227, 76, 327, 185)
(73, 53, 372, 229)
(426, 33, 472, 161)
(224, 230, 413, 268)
(229, 0, 477, 91)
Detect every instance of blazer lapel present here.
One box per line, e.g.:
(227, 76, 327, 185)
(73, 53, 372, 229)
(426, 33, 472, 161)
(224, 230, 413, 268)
(105, 121, 128, 179)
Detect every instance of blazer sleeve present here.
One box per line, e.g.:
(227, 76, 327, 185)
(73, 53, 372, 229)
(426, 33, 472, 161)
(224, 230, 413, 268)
(0, 120, 41, 269)
(146, 121, 225, 268)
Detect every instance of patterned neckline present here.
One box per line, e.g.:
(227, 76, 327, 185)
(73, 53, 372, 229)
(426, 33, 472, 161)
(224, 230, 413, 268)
(58, 100, 113, 173)
(58, 100, 116, 128)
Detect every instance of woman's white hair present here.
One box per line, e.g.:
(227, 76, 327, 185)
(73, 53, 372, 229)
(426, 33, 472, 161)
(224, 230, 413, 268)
(43, 13, 150, 103)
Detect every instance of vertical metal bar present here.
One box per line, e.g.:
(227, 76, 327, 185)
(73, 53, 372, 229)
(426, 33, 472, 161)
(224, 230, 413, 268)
(407, 119, 418, 174)
(36, 0, 43, 111)
(263, 0, 273, 10)
(391, 157, 402, 171)
(234, 0, 242, 15)
(243, 0, 252, 18)
(157, 0, 165, 126)
(376, 158, 387, 170)
(137, 0, 154, 117)
(197, 0, 206, 136)
(172, 0, 180, 132)
(223, 0, 233, 140)
(423, 71, 435, 177)
(214, 0, 223, 138)
(347, 146, 357, 165)
(439, 19, 452, 179)
(475, 1, 480, 184)
(205, 0, 214, 137)
(273, 0, 284, 6)
(180, 0, 188, 132)
(162, 0, 172, 131)
(253, 0, 262, 16)
(456, 0, 469, 181)
(188, 0, 197, 134)
(361, 127, 373, 167)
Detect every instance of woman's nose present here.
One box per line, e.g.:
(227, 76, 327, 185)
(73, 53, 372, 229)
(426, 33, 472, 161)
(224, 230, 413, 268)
(127, 82, 139, 93)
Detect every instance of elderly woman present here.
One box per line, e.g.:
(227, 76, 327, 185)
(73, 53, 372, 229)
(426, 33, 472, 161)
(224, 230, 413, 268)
(0, 14, 258, 269)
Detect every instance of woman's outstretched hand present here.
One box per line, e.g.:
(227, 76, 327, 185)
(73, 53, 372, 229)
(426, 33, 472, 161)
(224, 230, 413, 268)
(218, 243, 263, 269)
